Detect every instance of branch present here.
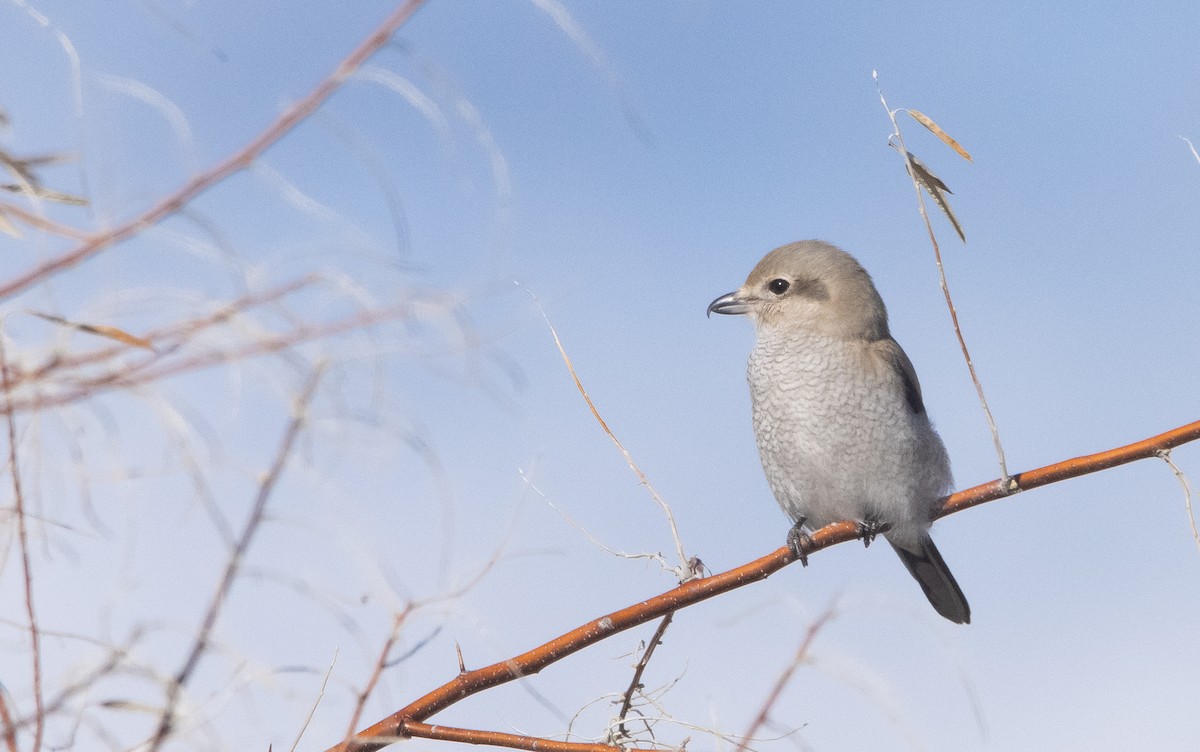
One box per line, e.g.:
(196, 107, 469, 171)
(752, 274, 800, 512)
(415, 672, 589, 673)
(733, 605, 836, 752)
(0, 332, 44, 752)
(0, 0, 427, 302)
(615, 612, 673, 740)
(403, 722, 657, 752)
(339, 609, 414, 750)
(333, 417, 1200, 752)
(146, 368, 324, 751)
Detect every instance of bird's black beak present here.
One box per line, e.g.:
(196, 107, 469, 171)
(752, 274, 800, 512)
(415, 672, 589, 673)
(707, 291, 750, 318)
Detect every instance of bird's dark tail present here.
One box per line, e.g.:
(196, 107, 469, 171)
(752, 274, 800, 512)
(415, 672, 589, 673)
(889, 536, 971, 624)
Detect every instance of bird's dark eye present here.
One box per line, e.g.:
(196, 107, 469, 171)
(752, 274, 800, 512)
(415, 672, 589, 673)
(768, 278, 790, 295)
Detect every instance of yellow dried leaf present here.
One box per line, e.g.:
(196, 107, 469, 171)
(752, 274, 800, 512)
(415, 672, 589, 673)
(905, 151, 966, 243)
(30, 311, 154, 350)
(907, 110, 973, 162)
(0, 184, 89, 205)
(87, 324, 154, 350)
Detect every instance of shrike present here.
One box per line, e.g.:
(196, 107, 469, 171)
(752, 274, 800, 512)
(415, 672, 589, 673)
(708, 240, 969, 623)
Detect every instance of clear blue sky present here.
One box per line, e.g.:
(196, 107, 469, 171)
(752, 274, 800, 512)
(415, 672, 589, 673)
(2, 2, 1199, 751)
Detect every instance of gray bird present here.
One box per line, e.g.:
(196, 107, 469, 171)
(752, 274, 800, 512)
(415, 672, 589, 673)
(708, 240, 969, 624)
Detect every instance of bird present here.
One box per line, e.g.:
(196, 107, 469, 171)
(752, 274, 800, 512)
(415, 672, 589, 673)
(707, 240, 970, 624)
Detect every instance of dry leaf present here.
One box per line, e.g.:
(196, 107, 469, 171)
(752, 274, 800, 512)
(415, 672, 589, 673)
(907, 110, 973, 162)
(0, 184, 88, 205)
(905, 151, 966, 243)
(30, 311, 154, 350)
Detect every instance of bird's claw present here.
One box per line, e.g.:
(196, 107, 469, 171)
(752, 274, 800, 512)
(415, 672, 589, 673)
(857, 519, 884, 548)
(786, 522, 813, 566)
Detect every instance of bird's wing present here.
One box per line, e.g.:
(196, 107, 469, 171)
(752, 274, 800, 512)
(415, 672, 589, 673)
(874, 338, 925, 415)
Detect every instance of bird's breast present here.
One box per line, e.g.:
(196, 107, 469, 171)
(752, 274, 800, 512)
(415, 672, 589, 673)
(744, 332, 944, 531)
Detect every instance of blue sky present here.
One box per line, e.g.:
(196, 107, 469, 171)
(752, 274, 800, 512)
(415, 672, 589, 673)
(2, 2, 1199, 751)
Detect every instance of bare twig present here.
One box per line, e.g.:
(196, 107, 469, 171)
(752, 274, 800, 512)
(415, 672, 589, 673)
(0, 691, 17, 752)
(874, 72, 1011, 489)
(334, 417, 1200, 752)
(520, 284, 691, 580)
(1157, 450, 1200, 556)
(1182, 135, 1200, 166)
(289, 650, 339, 752)
(733, 606, 836, 752)
(0, 330, 44, 752)
(341, 608, 415, 751)
(0, 0, 428, 302)
(528, 0, 651, 144)
(146, 366, 325, 751)
(0, 203, 90, 239)
(4, 302, 408, 416)
(11, 276, 319, 388)
(7, 637, 133, 735)
(615, 612, 674, 740)
(520, 470, 675, 571)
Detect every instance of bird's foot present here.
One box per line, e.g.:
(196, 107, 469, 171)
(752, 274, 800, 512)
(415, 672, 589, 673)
(856, 519, 889, 548)
(786, 521, 813, 566)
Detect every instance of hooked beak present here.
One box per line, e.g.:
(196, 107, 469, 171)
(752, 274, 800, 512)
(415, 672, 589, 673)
(707, 291, 751, 318)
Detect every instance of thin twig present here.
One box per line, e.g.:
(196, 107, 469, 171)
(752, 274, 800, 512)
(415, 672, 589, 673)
(0, 691, 17, 752)
(519, 284, 691, 580)
(335, 417, 1200, 752)
(1182, 136, 1200, 166)
(5, 303, 408, 416)
(521, 469, 674, 571)
(874, 72, 1011, 489)
(0, 204, 90, 239)
(615, 612, 674, 740)
(146, 367, 324, 751)
(0, 0, 428, 302)
(0, 330, 44, 752)
(1157, 450, 1200, 556)
(289, 650, 339, 752)
(341, 608, 414, 751)
(10, 276, 319, 388)
(733, 606, 836, 752)
(7, 638, 132, 735)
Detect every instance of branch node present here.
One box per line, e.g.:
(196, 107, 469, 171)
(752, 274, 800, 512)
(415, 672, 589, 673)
(395, 717, 415, 739)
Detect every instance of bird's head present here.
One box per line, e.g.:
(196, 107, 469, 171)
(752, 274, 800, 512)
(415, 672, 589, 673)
(707, 240, 890, 341)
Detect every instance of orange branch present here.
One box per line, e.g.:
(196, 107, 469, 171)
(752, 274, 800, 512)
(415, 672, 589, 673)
(334, 418, 1200, 752)
(943, 418, 1200, 515)
(403, 722, 657, 752)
